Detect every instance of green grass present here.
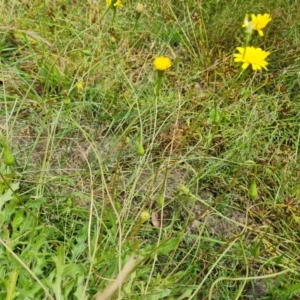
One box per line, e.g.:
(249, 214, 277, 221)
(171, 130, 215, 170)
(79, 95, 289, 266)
(0, 0, 300, 299)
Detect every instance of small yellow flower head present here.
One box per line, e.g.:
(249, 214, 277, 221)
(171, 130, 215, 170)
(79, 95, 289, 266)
(140, 211, 150, 222)
(234, 46, 270, 71)
(179, 184, 190, 195)
(106, 0, 122, 7)
(249, 13, 272, 36)
(114, 0, 122, 6)
(153, 56, 172, 71)
(76, 81, 84, 91)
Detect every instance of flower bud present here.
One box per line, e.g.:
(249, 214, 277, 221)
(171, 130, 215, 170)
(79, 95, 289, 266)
(135, 3, 144, 14)
(157, 194, 164, 207)
(136, 143, 145, 156)
(209, 108, 221, 125)
(243, 14, 254, 36)
(1, 136, 15, 167)
(248, 180, 258, 200)
(3, 147, 15, 166)
(251, 242, 261, 257)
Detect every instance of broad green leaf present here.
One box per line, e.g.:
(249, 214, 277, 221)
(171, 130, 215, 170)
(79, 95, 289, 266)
(62, 263, 86, 278)
(149, 289, 171, 300)
(25, 197, 46, 209)
(157, 238, 180, 256)
(12, 210, 24, 230)
(73, 275, 87, 300)
(168, 287, 195, 300)
(5, 268, 20, 300)
(0, 182, 19, 211)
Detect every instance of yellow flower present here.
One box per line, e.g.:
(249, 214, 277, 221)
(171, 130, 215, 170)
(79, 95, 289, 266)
(249, 13, 271, 36)
(179, 184, 190, 195)
(106, 0, 122, 7)
(234, 46, 270, 71)
(140, 211, 150, 222)
(153, 56, 172, 71)
(114, 0, 122, 6)
(76, 81, 84, 91)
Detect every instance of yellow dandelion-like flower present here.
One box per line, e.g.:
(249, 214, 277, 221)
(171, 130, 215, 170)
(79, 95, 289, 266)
(76, 81, 84, 91)
(140, 211, 150, 222)
(153, 56, 172, 71)
(234, 46, 270, 71)
(249, 13, 271, 36)
(114, 0, 122, 6)
(106, 0, 122, 7)
(179, 184, 190, 195)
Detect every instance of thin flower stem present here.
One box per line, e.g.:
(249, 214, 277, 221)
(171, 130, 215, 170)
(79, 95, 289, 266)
(155, 71, 164, 96)
(111, 7, 117, 25)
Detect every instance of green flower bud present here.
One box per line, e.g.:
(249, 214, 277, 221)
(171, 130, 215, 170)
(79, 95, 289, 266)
(248, 179, 258, 200)
(157, 194, 164, 207)
(251, 241, 261, 257)
(67, 197, 73, 207)
(115, 201, 121, 211)
(2, 138, 15, 167)
(209, 108, 221, 125)
(4, 148, 15, 166)
(136, 142, 145, 156)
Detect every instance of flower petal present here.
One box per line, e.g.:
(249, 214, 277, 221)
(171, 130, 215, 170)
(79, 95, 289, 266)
(242, 62, 249, 69)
